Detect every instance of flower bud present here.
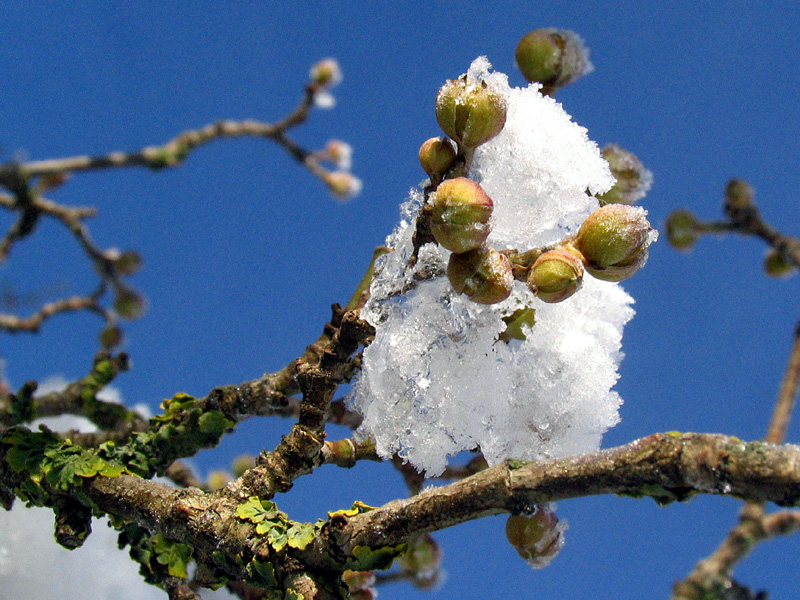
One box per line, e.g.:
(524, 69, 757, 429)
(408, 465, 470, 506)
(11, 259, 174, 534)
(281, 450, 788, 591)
(435, 77, 507, 148)
(430, 178, 493, 253)
(447, 247, 513, 305)
(206, 470, 230, 491)
(574, 204, 654, 281)
(764, 249, 797, 278)
(528, 248, 584, 303)
(515, 29, 592, 95)
(114, 250, 142, 276)
(665, 209, 699, 251)
(324, 140, 353, 170)
(597, 144, 653, 205)
(309, 58, 342, 87)
(505, 505, 566, 569)
(98, 325, 123, 349)
(231, 454, 256, 477)
(397, 534, 442, 579)
(113, 287, 146, 320)
(418, 137, 457, 180)
(324, 171, 363, 200)
(724, 178, 754, 211)
(342, 570, 377, 600)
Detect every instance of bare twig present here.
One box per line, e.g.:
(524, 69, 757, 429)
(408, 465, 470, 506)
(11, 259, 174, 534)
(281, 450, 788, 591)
(672, 319, 800, 599)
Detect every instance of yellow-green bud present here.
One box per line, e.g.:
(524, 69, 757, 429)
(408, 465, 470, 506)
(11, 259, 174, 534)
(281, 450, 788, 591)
(575, 204, 653, 282)
(447, 247, 513, 305)
(435, 77, 507, 148)
(505, 505, 565, 569)
(98, 325, 123, 349)
(113, 287, 146, 320)
(418, 137, 457, 180)
(665, 209, 699, 251)
(597, 144, 653, 205)
(231, 454, 256, 477)
(724, 178, 754, 211)
(764, 249, 797, 278)
(515, 29, 592, 95)
(528, 248, 584, 303)
(309, 58, 342, 87)
(397, 534, 442, 586)
(206, 470, 230, 491)
(431, 178, 493, 253)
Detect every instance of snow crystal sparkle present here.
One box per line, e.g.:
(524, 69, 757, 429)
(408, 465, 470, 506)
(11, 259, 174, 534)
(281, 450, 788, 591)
(348, 57, 640, 476)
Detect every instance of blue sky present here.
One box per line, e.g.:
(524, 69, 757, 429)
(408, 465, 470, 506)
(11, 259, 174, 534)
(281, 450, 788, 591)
(1, 3, 800, 599)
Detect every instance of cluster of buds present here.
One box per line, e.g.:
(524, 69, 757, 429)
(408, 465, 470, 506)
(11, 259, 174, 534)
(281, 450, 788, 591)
(526, 204, 654, 303)
(423, 78, 515, 304)
(505, 504, 566, 569)
(764, 248, 798, 278)
(428, 177, 514, 304)
(515, 29, 592, 96)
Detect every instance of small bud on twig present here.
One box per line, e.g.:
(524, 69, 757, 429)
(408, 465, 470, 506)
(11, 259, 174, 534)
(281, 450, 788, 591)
(515, 29, 592, 95)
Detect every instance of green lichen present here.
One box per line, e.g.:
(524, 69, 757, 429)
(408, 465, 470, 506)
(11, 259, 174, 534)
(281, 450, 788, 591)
(343, 544, 407, 572)
(235, 497, 322, 551)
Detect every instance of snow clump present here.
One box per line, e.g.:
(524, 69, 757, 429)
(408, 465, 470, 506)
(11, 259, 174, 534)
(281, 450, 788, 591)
(348, 57, 637, 476)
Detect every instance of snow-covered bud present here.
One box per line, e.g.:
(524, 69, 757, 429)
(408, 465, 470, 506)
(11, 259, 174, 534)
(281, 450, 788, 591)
(764, 249, 797, 278)
(397, 534, 442, 582)
(724, 178, 754, 211)
(575, 204, 654, 281)
(515, 29, 592, 95)
(665, 209, 699, 251)
(418, 137, 457, 180)
(597, 144, 653, 205)
(435, 77, 507, 148)
(528, 248, 584, 303)
(447, 247, 513, 305)
(505, 505, 566, 569)
(310, 58, 342, 87)
(430, 177, 493, 253)
(324, 171, 362, 200)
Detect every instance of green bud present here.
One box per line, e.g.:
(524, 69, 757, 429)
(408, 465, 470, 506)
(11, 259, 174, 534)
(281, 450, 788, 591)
(231, 454, 256, 477)
(435, 77, 507, 148)
(528, 248, 584, 303)
(584, 243, 650, 282)
(114, 250, 142, 276)
(597, 144, 653, 205)
(505, 505, 565, 569)
(418, 137, 457, 180)
(575, 204, 654, 281)
(447, 247, 513, 305)
(113, 287, 146, 320)
(309, 58, 342, 87)
(515, 29, 592, 95)
(207, 470, 230, 491)
(98, 325, 123, 349)
(397, 534, 443, 588)
(724, 178, 754, 211)
(665, 209, 699, 251)
(430, 178, 493, 253)
(764, 249, 797, 278)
